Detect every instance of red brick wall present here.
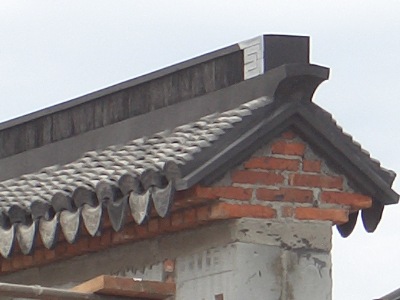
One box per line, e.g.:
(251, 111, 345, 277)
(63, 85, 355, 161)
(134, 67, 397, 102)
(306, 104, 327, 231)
(202, 129, 372, 222)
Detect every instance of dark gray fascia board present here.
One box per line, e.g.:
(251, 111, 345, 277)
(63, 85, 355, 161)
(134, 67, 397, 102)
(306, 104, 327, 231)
(305, 103, 395, 184)
(177, 101, 398, 205)
(0, 44, 240, 131)
(296, 104, 399, 205)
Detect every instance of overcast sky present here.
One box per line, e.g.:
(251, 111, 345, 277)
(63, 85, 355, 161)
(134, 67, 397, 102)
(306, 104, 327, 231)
(1, 1, 400, 299)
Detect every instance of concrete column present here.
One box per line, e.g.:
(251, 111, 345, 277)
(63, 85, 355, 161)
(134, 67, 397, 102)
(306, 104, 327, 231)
(175, 218, 332, 300)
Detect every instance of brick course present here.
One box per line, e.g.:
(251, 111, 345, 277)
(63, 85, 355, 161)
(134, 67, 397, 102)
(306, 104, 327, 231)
(195, 186, 252, 201)
(232, 170, 285, 185)
(321, 191, 372, 210)
(290, 174, 343, 189)
(295, 207, 348, 224)
(244, 157, 300, 171)
(271, 140, 306, 156)
(256, 187, 313, 203)
(303, 160, 321, 172)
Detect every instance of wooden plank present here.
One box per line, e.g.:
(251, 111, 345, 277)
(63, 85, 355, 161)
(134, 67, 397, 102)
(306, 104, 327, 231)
(72, 275, 175, 299)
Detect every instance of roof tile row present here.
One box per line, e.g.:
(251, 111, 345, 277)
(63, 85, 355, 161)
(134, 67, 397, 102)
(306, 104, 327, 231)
(0, 98, 269, 257)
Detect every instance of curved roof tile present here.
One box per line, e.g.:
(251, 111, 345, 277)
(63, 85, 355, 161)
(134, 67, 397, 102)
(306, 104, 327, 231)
(0, 97, 270, 257)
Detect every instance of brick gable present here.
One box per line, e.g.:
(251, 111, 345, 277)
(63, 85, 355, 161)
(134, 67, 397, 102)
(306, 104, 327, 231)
(204, 129, 372, 222)
(0, 130, 374, 274)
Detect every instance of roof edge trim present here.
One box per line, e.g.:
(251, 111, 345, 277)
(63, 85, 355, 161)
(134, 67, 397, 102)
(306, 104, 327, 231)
(0, 44, 240, 130)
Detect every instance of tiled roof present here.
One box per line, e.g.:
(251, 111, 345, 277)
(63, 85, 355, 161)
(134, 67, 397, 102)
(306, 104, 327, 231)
(0, 63, 397, 258)
(0, 97, 270, 257)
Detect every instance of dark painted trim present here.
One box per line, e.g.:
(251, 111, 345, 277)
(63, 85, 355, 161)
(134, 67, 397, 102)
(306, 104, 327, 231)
(296, 105, 398, 204)
(0, 44, 240, 131)
(178, 101, 398, 205)
(0, 51, 244, 160)
(0, 71, 270, 181)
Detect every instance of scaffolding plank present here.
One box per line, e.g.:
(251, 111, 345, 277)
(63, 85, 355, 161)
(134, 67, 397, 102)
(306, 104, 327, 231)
(72, 275, 175, 299)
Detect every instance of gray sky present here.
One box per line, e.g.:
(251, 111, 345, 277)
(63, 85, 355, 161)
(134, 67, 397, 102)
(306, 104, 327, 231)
(1, 1, 400, 299)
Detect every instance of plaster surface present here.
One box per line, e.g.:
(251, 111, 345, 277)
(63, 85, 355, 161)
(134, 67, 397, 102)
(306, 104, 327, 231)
(175, 242, 331, 300)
